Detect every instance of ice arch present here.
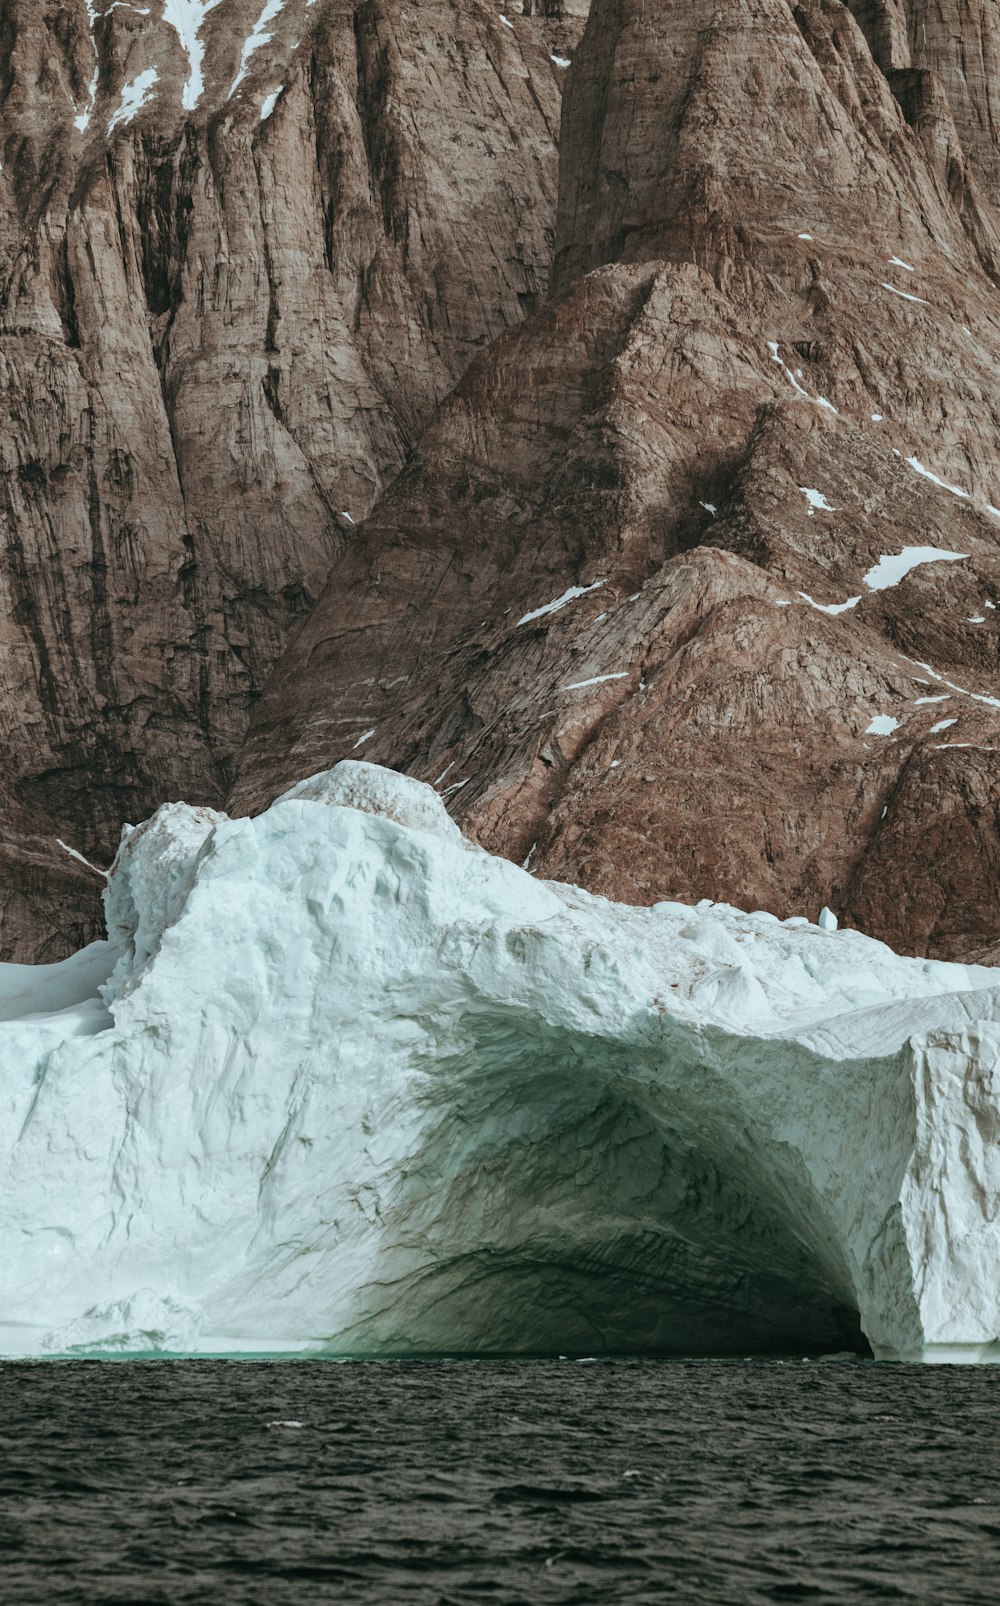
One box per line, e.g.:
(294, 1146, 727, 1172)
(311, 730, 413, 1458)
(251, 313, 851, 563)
(1, 763, 998, 1361)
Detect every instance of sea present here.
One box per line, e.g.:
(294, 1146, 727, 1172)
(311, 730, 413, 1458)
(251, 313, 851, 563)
(2, 1357, 998, 1604)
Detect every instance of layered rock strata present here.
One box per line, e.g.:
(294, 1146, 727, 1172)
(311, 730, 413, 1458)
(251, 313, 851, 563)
(235, 0, 1000, 960)
(0, 0, 564, 957)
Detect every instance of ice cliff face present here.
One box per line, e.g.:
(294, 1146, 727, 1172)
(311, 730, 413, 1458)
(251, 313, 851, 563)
(2, 761, 999, 1362)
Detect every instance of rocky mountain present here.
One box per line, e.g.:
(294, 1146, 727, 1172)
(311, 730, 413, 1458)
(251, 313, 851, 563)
(232, 0, 1000, 963)
(4, 0, 1000, 964)
(0, 0, 570, 957)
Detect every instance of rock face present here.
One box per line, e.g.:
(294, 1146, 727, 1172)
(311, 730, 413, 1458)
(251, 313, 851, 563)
(4, 762, 1000, 1362)
(0, 0, 565, 958)
(521, 0, 591, 59)
(234, 0, 1000, 961)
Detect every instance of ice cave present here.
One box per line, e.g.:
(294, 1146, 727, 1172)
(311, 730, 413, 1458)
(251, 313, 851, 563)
(2, 762, 999, 1362)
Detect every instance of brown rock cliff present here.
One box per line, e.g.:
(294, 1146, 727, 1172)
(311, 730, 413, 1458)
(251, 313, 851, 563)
(0, 0, 565, 956)
(233, 0, 1000, 960)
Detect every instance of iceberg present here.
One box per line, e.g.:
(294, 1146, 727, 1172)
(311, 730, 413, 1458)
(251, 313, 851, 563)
(2, 762, 1000, 1361)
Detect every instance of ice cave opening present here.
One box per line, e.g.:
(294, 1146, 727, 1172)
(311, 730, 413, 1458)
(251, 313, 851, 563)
(323, 1048, 872, 1360)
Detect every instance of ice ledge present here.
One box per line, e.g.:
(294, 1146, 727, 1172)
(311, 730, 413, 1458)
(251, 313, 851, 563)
(1, 761, 999, 1362)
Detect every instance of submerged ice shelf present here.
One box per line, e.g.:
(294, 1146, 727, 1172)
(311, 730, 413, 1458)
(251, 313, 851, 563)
(2, 763, 1000, 1362)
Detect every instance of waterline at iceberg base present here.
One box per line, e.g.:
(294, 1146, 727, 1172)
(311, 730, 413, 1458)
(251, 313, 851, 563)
(2, 763, 999, 1363)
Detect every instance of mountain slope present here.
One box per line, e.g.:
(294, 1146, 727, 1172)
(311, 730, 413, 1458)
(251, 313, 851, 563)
(233, 0, 1000, 960)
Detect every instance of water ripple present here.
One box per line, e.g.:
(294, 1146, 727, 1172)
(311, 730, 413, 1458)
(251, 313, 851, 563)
(1, 1359, 998, 1602)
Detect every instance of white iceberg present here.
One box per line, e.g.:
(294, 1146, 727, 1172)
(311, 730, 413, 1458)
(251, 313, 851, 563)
(2, 762, 1000, 1362)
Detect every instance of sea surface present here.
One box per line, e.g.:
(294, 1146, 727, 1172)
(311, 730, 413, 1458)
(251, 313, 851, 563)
(2, 1358, 999, 1604)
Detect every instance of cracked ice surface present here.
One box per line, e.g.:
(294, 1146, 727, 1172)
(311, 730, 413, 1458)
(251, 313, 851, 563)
(2, 763, 1000, 1362)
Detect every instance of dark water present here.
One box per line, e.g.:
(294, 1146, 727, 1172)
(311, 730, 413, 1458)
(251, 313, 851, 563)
(2, 1359, 999, 1604)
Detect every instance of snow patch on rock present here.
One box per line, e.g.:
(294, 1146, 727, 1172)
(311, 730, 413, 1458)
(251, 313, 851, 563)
(74, 0, 99, 131)
(230, 0, 285, 97)
(109, 67, 159, 131)
(800, 488, 836, 514)
(798, 591, 861, 616)
(517, 581, 606, 627)
(163, 0, 223, 111)
(882, 283, 928, 305)
(863, 547, 968, 591)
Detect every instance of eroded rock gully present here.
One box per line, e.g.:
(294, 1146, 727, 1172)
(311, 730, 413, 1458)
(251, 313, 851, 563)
(0, 0, 565, 957)
(233, 0, 1000, 962)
